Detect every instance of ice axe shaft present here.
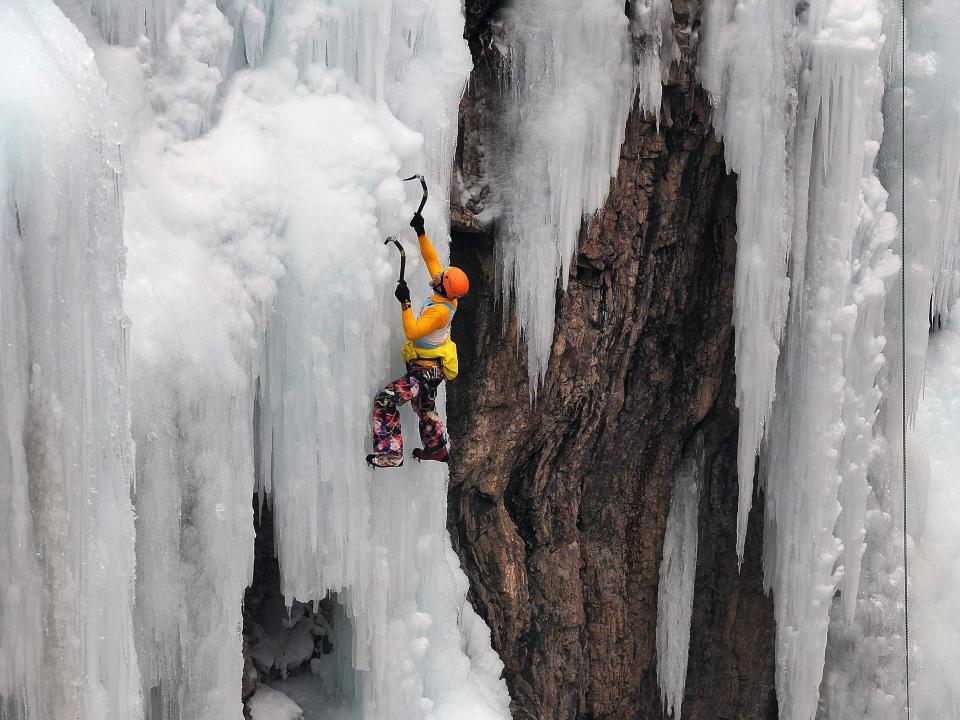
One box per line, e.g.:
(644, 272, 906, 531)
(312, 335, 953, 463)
(404, 174, 428, 215)
(382, 174, 426, 284)
(383, 236, 406, 282)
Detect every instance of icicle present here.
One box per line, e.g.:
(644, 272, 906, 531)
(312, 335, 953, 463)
(655, 434, 703, 719)
(486, 0, 637, 391)
(631, 0, 679, 119)
(698, 0, 799, 563)
(701, 0, 908, 716)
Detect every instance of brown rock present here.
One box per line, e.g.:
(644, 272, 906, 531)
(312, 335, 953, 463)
(446, 3, 777, 719)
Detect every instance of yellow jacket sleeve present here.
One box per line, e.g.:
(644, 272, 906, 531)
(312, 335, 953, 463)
(401, 303, 450, 341)
(418, 233, 443, 279)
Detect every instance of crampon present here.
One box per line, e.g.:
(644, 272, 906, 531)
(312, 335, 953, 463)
(412, 446, 448, 463)
(366, 452, 403, 468)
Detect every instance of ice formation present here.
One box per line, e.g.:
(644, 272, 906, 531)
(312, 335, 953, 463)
(819, 0, 960, 716)
(698, 0, 960, 717)
(759, 5, 897, 718)
(632, 0, 680, 119)
(909, 319, 960, 719)
(0, 2, 140, 719)
(486, 0, 675, 389)
(698, 0, 798, 563)
(699, 0, 905, 715)
(655, 435, 703, 718)
(877, 0, 960, 431)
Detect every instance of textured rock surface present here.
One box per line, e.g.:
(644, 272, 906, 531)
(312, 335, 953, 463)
(447, 2, 778, 718)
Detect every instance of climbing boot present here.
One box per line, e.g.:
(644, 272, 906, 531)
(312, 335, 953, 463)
(412, 446, 448, 463)
(366, 452, 403, 468)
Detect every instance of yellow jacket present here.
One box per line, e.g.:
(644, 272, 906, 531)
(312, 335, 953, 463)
(400, 233, 459, 380)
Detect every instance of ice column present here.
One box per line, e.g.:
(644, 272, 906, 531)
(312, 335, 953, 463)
(121, 99, 284, 720)
(698, 0, 799, 561)
(820, 0, 960, 715)
(83, 1, 284, 716)
(0, 2, 141, 718)
(759, 2, 897, 719)
(875, 1, 960, 712)
(655, 436, 703, 719)
(487, 0, 639, 389)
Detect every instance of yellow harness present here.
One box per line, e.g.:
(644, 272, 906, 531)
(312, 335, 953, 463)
(400, 298, 459, 381)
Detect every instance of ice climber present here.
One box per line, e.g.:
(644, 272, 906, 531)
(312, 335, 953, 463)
(366, 212, 470, 468)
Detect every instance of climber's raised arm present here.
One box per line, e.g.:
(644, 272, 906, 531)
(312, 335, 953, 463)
(410, 213, 443, 279)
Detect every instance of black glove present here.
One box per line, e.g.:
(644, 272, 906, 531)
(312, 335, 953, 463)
(410, 213, 425, 236)
(394, 280, 410, 305)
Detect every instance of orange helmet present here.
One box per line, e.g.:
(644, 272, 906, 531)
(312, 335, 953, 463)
(438, 266, 469, 298)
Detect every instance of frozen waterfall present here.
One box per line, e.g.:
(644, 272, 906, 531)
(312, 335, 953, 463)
(3, 0, 960, 719)
(2, 0, 509, 718)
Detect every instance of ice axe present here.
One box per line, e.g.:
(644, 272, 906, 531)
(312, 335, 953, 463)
(382, 174, 428, 283)
(404, 173, 428, 215)
(383, 235, 406, 282)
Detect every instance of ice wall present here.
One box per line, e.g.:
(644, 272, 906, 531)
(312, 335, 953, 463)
(487, 0, 674, 389)
(877, 0, 960, 434)
(0, 2, 141, 718)
(873, 1, 960, 713)
(909, 320, 960, 718)
(71, 0, 511, 718)
(655, 435, 703, 719)
(759, 4, 896, 717)
(820, 0, 960, 715)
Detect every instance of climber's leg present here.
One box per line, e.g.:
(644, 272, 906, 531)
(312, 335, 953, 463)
(411, 365, 448, 462)
(368, 369, 422, 467)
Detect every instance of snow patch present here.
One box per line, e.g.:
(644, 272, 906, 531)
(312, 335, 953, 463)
(247, 685, 304, 720)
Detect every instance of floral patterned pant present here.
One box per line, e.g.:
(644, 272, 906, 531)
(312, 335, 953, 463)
(372, 363, 446, 455)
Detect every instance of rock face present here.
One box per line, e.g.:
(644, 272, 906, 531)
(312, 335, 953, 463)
(447, 3, 778, 718)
